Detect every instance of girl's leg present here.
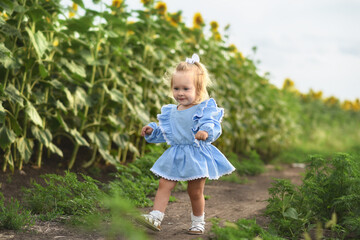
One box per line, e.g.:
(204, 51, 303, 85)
(187, 178, 206, 216)
(153, 178, 177, 212)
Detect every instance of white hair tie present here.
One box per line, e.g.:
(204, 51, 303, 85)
(185, 53, 200, 64)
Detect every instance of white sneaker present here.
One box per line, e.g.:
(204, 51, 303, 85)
(188, 212, 205, 235)
(137, 210, 164, 231)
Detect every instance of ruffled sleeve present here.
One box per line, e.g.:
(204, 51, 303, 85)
(192, 98, 224, 143)
(144, 122, 166, 143)
(144, 104, 174, 145)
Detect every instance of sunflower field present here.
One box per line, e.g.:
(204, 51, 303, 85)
(1, 0, 359, 172)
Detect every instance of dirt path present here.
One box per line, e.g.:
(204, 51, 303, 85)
(0, 165, 304, 240)
(141, 165, 304, 240)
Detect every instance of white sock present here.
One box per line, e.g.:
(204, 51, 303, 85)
(191, 212, 205, 222)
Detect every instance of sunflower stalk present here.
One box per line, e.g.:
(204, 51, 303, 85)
(68, 36, 101, 169)
(82, 62, 109, 168)
(121, 117, 134, 164)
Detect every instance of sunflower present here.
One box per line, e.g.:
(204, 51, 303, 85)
(210, 21, 219, 32)
(214, 31, 221, 41)
(112, 0, 123, 8)
(282, 78, 294, 89)
(193, 12, 204, 29)
(69, 11, 75, 18)
(228, 44, 237, 53)
(141, 0, 152, 5)
(167, 12, 182, 27)
(155, 2, 167, 15)
(72, 2, 78, 11)
(353, 99, 360, 111)
(324, 96, 339, 106)
(53, 38, 59, 47)
(341, 100, 353, 111)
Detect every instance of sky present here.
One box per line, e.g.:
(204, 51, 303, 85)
(63, 0, 360, 101)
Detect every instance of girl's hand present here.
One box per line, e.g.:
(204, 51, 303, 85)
(195, 130, 208, 141)
(141, 126, 154, 136)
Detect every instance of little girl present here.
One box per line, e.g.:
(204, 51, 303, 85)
(140, 54, 235, 235)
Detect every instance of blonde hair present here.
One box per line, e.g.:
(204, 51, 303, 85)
(170, 61, 212, 104)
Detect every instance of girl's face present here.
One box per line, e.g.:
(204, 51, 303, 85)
(172, 71, 197, 109)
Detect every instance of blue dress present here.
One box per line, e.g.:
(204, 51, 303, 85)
(145, 98, 235, 181)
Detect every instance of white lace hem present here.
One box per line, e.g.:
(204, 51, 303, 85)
(150, 167, 235, 181)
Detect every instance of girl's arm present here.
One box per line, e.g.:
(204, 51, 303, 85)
(195, 100, 224, 143)
(143, 122, 166, 143)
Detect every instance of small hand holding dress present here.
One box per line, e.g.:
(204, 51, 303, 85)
(145, 98, 235, 181)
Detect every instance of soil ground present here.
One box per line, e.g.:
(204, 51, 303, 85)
(0, 164, 304, 240)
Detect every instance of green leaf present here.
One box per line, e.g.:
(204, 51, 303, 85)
(0, 43, 15, 68)
(0, 0, 15, 14)
(64, 88, 74, 109)
(50, 80, 64, 89)
(73, 0, 85, 8)
(31, 126, 52, 147)
(0, 125, 16, 150)
(87, 131, 109, 150)
(4, 149, 14, 172)
(56, 100, 67, 112)
(134, 105, 150, 124)
(108, 115, 125, 129)
(56, 112, 69, 132)
(16, 137, 34, 163)
(25, 101, 43, 127)
(112, 133, 128, 148)
(4, 84, 24, 107)
(49, 142, 63, 157)
(27, 6, 50, 23)
(99, 149, 117, 165)
(7, 111, 22, 135)
(39, 64, 49, 78)
(109, 88, 124, 103)
(283, 207, 299, 220)
(66, 16, 94, 34)
(75, 87, 91, 106)
(61, 58, 86, 78)
(25, 27, 48, 60)
(70, 129, 89, 147)
(128, 142, 140, 156)
(0, 101, 5, 124)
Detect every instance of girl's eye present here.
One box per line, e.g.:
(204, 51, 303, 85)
(174, 88, 179, 90)
(184, 88, 189, 91)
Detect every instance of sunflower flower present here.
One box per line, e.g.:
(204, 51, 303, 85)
(282, 78, 294, 89)
(112, 0, 122, 8)
(72, 2, 78, 12)
(167, 12, 182, 27)
(155, 2, 167, 16)
(141, 0, 152, 5)
(210, 21, 219, 32)
(341, 100, 353, 111)
(353, 98, 360, 111)
(0, 11, 9, 20)
(228, 44, 237, 53)
(53, 38, 59, 47)
(214, 31, 221, 41)
(193, 12, 204, 29)
(324, 96, 339, 106)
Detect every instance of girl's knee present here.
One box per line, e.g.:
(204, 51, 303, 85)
(187, 188, 204, 200)
(158, 178, 177, 191)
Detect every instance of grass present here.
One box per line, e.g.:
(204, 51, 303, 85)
(0, 193, 34, 230)
(22, 171, 104, 221)
(266, 153, 360, 239)
(211, 218, 286, 240)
